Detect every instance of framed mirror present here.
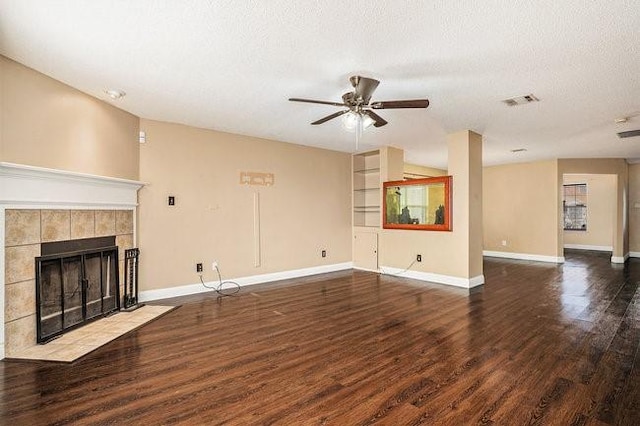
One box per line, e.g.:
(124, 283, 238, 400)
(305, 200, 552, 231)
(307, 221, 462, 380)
(383, 176, 452, 231)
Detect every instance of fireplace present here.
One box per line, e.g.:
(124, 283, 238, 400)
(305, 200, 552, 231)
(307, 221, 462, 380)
(0, 163, 144, 359)
(35, 237, 120, 343)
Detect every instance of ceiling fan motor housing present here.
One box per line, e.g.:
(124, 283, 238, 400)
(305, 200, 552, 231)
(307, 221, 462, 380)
(289, 75, 429, 127)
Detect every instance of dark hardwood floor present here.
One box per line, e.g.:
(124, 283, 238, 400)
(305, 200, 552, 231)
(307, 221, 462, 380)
(2, 250, 639, 425)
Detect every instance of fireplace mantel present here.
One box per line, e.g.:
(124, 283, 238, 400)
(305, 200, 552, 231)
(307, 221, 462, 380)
(0, 162, 145, 208)
(0, 162, 145, 359)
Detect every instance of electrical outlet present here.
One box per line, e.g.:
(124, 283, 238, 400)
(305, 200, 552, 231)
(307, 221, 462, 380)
(416, 254, 422, 262)
(211, 261, 218, 270)
(321, 250, 326, 258)
(168, 196, 175, 206)
(501, 240, 507, 246)
(196, 263, 203, 273)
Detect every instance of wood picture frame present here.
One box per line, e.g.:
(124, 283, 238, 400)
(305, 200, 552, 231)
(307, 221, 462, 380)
(383, 176, 452, 231)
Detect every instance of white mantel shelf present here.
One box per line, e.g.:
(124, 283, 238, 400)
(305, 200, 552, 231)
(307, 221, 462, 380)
(0, 162, 145, 208)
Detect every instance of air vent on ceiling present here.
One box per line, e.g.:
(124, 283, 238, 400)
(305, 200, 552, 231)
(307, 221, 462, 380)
(618, 130, 640, 139)
(502, 94, 539, 106)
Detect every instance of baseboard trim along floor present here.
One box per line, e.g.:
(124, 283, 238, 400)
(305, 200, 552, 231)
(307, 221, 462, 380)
(139, 262, 353, 302)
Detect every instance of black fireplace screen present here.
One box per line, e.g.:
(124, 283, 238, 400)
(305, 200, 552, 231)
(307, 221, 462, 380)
(35, 246, 120, 343)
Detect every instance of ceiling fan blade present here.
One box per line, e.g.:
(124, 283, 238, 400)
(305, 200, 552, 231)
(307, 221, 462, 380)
(363, 110, 388, 127)
(311, 109, 349, 125)
(349, 76, 380, 104)
(289, 98, 346, 107)
(370, 99, 430, 109)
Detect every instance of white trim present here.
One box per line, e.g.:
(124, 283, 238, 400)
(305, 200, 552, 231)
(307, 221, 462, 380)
(0, 162, 144, 186)
(468, 275, 486, 287)
(611, 253, 629, 264)
(353, 266, 379, 273)
(563, 244, 612, 252)
(139, 262, 353, 302)
(0, 201, 139, 209)
(380, 266, 485, 289)
(629, 252, 640, 258)
(0, 162, 145, 208)
(483, 250, 565, 264)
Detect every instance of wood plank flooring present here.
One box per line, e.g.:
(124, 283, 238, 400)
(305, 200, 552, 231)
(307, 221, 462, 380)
(1, 250, 639, 425)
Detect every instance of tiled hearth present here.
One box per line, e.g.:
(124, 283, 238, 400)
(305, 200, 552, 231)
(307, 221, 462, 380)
(8, 304, 176, 362)
(4, 208, 134, 357)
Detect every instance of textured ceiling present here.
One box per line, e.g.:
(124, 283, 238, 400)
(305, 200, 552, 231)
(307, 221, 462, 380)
(1, 1, 639, 168)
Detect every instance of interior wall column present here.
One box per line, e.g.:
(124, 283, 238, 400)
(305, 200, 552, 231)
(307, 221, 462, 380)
(448, 130, 484, 281)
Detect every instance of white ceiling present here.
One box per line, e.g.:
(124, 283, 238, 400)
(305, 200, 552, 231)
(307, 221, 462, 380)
(1, 1, 639, 169)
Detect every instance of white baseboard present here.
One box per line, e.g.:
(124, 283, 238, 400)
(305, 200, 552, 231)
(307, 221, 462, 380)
(353, 266, 379, 273)
(611, 253, 629, 264)
(563, 244, 613, 252)
(380, 266, 485, 289)
(139, 262, 353, 302)
(483, 250, 565, 264)
(629, 252, 640, 258)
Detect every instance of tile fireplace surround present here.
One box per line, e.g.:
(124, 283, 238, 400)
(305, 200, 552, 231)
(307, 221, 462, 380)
(0, 163, 144, 359)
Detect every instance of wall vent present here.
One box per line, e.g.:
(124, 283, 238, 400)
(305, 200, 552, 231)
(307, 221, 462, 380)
(502, 94, 539, 106)
(617, 130, 640, 139)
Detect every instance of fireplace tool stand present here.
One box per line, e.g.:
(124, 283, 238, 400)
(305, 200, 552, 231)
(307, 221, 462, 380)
(122, 248, 144, 312)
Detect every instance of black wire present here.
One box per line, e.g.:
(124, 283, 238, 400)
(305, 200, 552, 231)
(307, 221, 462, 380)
(199, 265, 241, 298)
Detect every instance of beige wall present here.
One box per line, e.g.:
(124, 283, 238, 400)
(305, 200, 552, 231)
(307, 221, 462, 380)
(558, 159, 628, 259)
(137, 119, 352, 290)
(380, 131, 483, 281)
(629, 164, 640, 253)
(563, 174, 616, 249)
(0, 56, 140, 180)
(483, 160, 559, 257)
(383, 147, 405, 181)
(483, 158, 628, 260)
(404, 163, 447, 178)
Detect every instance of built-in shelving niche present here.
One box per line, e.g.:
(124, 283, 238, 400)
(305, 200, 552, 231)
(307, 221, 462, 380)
(353, 150, 381, 228)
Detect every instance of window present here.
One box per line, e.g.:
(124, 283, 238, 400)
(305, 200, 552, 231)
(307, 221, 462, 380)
(563, 183, 587, 231)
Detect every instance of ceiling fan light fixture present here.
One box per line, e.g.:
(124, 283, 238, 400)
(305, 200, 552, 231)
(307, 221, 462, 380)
(342, 111, 375, 131)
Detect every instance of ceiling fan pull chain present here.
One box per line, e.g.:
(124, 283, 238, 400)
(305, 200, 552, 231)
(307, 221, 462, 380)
(355, 114, 362, 151)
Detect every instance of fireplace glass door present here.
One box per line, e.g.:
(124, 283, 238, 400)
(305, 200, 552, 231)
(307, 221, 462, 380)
(36, 246, 120, 343)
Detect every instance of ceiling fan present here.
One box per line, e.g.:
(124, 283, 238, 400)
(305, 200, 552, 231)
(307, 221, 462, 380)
(289, 75, 429, 129)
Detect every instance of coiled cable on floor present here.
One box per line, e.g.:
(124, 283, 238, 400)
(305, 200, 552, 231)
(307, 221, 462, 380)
(199, 265, 240, 298)
(379, 259, 417, 276)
